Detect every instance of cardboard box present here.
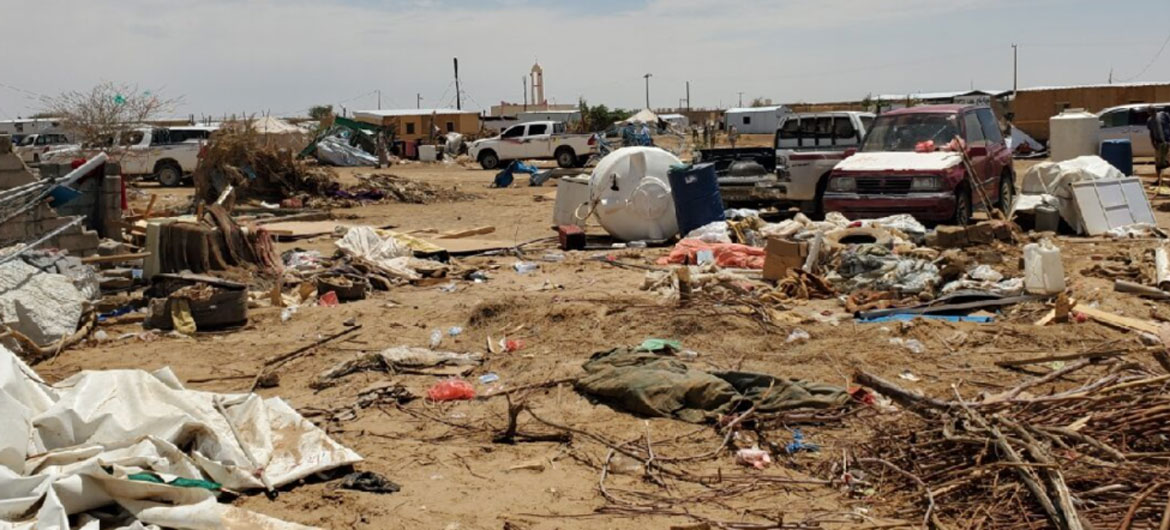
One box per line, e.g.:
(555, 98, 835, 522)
(763, 238, 808, 281)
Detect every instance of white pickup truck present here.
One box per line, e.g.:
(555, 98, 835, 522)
(43, 127, 205, 186)
(468, 121, 596, 170)
(774, 111, 874, 214)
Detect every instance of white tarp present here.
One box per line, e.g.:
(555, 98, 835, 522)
(0, 261, 86, 346)
(334, 226, 420, 280)
(1016, 155, 1124, 234)
(832, 151, 963, 173)
(0, 345, 361, 529)
(1006, 125, 1046, 157)
(315, 137, 378, 167)
(618, 109, 660, 125)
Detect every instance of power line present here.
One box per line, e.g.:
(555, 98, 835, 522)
(1116, 30, 1170, 82)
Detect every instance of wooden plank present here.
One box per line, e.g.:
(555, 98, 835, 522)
(81, 252, 150, 264)
(994, 348, 1134, 368)
(142, 194, 157, 219)
(1073, 303, 1163, 335)
(1035, 296, 1075, 326)
(438, 226, 496, 239)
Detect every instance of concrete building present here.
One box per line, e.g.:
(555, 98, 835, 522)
(352, 109, 481, 142)
(1011, 81, 1170, 142)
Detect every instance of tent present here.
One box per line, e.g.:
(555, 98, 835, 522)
(618, 109, 660, 125)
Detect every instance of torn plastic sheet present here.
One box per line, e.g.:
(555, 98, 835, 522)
(0, 345, 360, 528)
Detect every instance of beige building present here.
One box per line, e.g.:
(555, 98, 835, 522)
(1012, 82, 1170, 142)
(352, 109, 481, 142)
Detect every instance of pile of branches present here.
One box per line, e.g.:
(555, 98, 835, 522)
(845, 363, 1170, 529)
(301, 173, 478, 209)
(193, 121, 336, 203)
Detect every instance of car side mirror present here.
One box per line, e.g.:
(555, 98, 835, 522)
(843, 148, 858, 157)
(968, 146, 988, 157)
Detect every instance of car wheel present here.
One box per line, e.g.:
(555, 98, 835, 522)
(555, 148, 577, 169)
(157, 164, 183, 187)
(479, 151, 500, 170)
(997, 173, 1015, 214)
(953, 187, 972, 226)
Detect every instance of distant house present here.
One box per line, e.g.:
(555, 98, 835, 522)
(1010, 81, 1170, 142)
(723, 106, 791, 134)
(873, 90, 1009, 112)
(352, 109, 481, 142)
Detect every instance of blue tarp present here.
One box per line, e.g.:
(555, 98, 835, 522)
(857, 314, 994, 324)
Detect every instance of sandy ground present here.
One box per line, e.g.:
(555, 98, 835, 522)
(33, 149, 1170, 529)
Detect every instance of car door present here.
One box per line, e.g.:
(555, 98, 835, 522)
(961, 111, 993, 203)
(1123, 108, 1154, 157)
(496, 125, 525, 159)
(976, 108, 1010, 200)
(523, 122, 550, 159)
(1098, 108, 1130, 147)
(119, 130, 151, 175)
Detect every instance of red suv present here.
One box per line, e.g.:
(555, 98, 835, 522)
(821, 105, 1013, 224)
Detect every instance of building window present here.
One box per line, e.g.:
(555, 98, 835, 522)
(742, 116, 751, 125)
(446, 121, 455, 132)
(406, 122, 416, 135)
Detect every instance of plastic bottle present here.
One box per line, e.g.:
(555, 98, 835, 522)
(1023, 240, 1066, 295)
(429, 329, 443, 349)
(513, 262, 539, 274)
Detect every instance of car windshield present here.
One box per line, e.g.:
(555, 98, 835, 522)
(17, 136, 35, 146)
(861, 113, 958, 152)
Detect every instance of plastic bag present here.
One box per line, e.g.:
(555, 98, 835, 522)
(426, 379, 476, 401)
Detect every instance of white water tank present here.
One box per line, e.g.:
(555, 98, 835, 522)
(588, 147, 682, 241)
(1049, 109, 1099, 162)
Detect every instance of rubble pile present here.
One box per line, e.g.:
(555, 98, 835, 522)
(310, 172, 478, 208)
(193, 122, 336, 204)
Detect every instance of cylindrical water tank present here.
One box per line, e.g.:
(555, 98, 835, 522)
(1049, 109, 1100, 162)
(1099, 139, 1133, 176)
(589, 147, 682, 242)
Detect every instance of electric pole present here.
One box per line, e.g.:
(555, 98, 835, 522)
(1011, 44, 1018, 97)
(416, 93, 422, 109)
(643, 73, 652, 109)
(377, 90, 381, 110)
(686, 81, 691, 111)
(523, 77, 528, 110)
(453, 57, 461, 110)
(738, 92, 744, 107)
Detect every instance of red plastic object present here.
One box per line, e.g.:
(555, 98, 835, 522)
(557, 224, 586, 250)
(914, 140, 936, 153)
(504, 339, 524, 352)
(427, 379, 475, 401)
(281, 197, 303, 209)
(318, 291, 339, 307)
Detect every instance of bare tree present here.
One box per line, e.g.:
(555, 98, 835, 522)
(40, 82, 181, 146)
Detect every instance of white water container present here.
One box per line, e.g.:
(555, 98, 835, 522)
(1049, 109, 1099, 162)
(553, 175, 592, 227)
(1023, 239, 1066, 295)
(588, 147, 682, 241)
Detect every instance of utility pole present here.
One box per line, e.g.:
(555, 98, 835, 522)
(377, 90, 381, 110)
(686, 81, 691, 111)
(1011, 44, 1018, 97)
(453, 57, 461, 110)
(738, 92, 744, 107)
(523, 77, 528, 110)
(416, 93, 422, 109)
(643, 73, 652, 109)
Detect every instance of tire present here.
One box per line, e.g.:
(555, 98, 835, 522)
(555, 147, 577, 169)
(576, 155, 591, 167)
(811, 172, 831, 220)
(996, 172, 1015, 214)
(156, 162, 183, 187)
(952, 186, 972, 226)
(478, 150, 500, 170)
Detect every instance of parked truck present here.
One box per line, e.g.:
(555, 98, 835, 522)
(694, 111, 873, 215)
(467, 121, 596, 170)
(42, 127, 204, 186)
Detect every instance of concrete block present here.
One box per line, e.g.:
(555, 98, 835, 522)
(966, 222, 995, 245)
(104, 162, 121, 176)
(0, 153, 27, 172)
(933, 225, 969, 249)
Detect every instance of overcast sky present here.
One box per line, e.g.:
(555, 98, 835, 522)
(2, 0, 1168, 119)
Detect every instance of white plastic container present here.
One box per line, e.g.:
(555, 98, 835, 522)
(588, 147, 682, 241)
(553, 175, 592, 227)
(418, 145, 440, 162)
(1049, 109, 1099, 162)
(1023, 239, 1066, 295)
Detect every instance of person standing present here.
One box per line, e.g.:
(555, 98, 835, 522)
(728, 125, 739, 149)
(1149, 106, 1170, 195)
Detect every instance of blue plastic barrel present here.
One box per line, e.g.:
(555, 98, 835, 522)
(668, 162, 725, 237)
(1100, 139, 1133, 176)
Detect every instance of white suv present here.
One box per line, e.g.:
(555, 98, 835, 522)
(1098, 103, 1170, 157)
(15, 133, 73, 164)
